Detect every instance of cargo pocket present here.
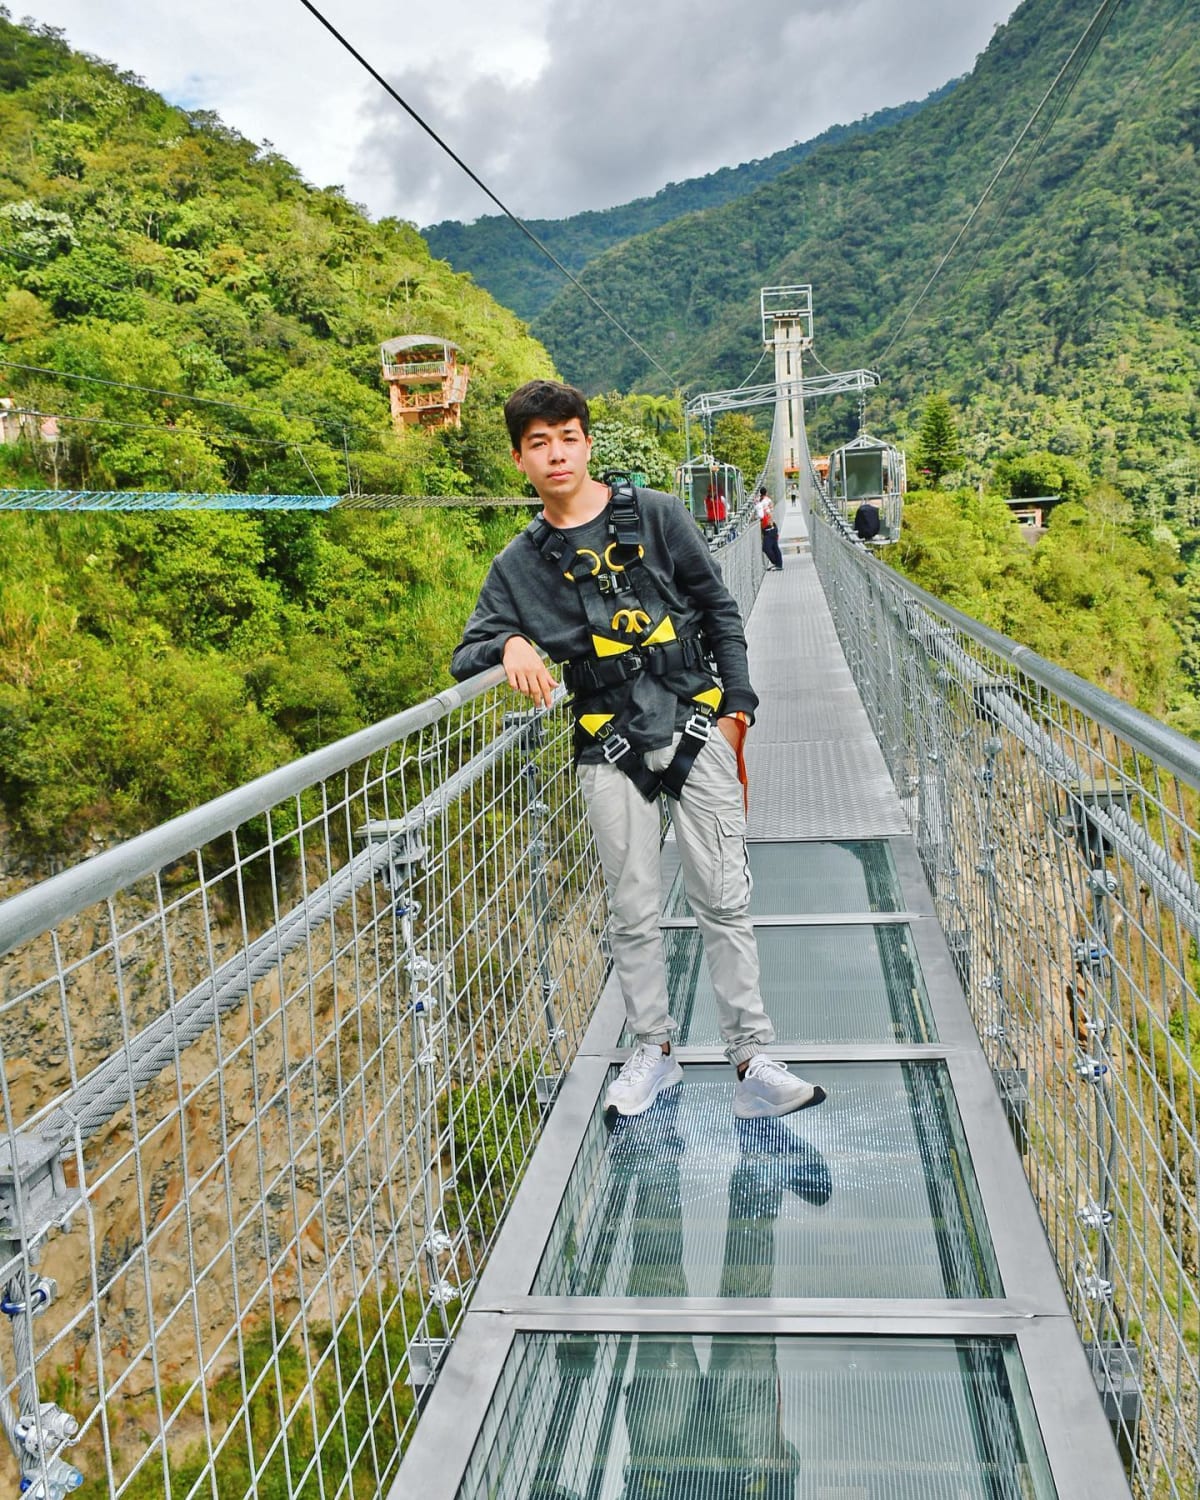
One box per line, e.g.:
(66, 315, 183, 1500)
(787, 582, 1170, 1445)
(713, 813, 751, 913)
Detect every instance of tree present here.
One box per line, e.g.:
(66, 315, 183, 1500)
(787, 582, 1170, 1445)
(993, 449, 1089, 503)
(631, 393, 680, 438)
(712, 413, 769, 483)
(917, 395, 963, 485)
(589, 420, 676, 490)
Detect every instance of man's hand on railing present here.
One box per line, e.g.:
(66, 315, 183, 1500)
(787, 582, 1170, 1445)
(502, 635, 558, 708)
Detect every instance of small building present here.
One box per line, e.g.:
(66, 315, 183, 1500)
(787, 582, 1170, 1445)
(0, 397, 58, 447)
(380, 335, 469, 431)
(0, 397, 25, 445)
(1004, 494, 1066, 541)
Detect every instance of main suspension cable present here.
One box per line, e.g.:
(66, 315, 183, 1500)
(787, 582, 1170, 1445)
(877, 0, 1128, 367)
(297, 0, 681, 388)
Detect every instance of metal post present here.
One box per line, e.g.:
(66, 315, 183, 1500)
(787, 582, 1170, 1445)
(0, 1254, 82, 1498)
(977, 736, 1013, 1049)
(1084, 865, 1120, 1337)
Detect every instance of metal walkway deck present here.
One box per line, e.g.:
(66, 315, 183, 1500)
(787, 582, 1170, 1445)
(395, 507, 1129, 1498)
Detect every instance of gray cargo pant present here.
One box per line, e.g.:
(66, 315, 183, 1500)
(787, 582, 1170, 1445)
(578, 728, 775, 1065)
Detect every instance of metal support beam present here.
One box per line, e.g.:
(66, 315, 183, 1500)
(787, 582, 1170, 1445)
(685, 369, 880, 421)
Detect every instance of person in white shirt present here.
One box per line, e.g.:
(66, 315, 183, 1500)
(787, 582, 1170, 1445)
(755, 487, 784, 571)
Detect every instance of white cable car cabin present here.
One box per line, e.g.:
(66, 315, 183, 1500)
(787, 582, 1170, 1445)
(827, 433, 906, 544)
(676, 457, 745, 538)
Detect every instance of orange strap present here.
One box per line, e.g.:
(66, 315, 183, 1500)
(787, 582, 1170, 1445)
(724, 716, 751, 813)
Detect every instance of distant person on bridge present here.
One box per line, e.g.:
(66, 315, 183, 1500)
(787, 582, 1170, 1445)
(451, 379, 825, 1122)
(853, 500, 881, 541)
(756, 486, 784, 570)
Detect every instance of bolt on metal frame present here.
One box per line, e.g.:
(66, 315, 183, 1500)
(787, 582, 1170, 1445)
(811, 491, 1200, 1498)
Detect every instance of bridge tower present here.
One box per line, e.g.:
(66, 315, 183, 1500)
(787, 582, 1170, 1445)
(761, 285, 814, 502)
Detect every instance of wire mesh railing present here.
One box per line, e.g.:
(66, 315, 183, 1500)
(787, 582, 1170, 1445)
(810, 496, 1199, 1498)
(0, 518, 763, 1500)
(0, 676, 606, 1500)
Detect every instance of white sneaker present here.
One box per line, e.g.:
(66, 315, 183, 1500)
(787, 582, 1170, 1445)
(733, 1054, 826, 1119)
(604, 1045, 684, 1116)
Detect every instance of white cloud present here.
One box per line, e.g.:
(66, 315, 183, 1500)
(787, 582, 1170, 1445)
(15, 0, 1014, 224)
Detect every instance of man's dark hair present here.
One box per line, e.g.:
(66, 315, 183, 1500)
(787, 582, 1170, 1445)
(504, 380, 590, 449)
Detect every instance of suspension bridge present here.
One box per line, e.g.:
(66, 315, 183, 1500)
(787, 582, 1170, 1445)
(1, 247, 1198, 1500)
(0, 343, 1196, 1497)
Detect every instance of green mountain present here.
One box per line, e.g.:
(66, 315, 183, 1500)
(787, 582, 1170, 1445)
(0, 14, 551, 852)
(531, 0, 1199, 503)
(0, 16, 553, 500)
(422, 85, 958, 324)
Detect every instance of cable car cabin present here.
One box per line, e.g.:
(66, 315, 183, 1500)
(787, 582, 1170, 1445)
(676, 458, 745, 539)
(827, 433, 906, 544)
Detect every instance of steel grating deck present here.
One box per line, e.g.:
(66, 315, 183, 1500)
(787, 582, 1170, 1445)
(395, 531, 1130, 1500)
(742, 529, 909, 841)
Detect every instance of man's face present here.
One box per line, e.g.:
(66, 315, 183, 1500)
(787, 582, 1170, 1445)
(514, 417, 592, 502)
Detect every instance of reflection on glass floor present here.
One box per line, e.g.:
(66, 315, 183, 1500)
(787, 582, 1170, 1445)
(534, 1065, 1000, 1300)
(638, 924, 935, 1045)
(665, 840, 904, 918)
(459, 1334, 1056, 1499)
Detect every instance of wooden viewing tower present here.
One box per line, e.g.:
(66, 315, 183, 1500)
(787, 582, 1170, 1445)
(380, 335, 470, 431)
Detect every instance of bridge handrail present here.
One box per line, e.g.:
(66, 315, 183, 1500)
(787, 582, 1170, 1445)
(810, 493, 1199, 1500)
(813, 487, 1200, 789)
(0, 669, 505, 960)
(861, 538, 1200, 793)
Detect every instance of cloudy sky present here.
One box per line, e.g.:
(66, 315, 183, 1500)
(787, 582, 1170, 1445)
(19, 0, 1018, 227)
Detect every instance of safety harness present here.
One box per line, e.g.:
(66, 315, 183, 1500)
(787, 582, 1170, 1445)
(526, 476, 724, 802)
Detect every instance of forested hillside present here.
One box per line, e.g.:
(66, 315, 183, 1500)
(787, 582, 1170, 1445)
(534, 0, 1199, 508)
(3, 0, 1199, 859)
(422, 86, 957, 324)
(0, 12, 550, 854)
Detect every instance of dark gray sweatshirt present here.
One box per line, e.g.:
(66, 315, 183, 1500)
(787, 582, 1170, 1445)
(450, 488, 758, 761)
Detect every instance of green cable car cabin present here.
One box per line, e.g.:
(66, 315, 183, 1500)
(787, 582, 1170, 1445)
(827, 433, 906, 544)
(676, 457, 745, 538)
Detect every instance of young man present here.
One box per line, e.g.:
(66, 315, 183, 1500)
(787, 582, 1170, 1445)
(450, 380, 825, 1120)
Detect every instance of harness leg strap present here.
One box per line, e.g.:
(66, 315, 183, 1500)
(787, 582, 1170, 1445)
(594, 724, 663, 803)
(658, 709, 713, 801)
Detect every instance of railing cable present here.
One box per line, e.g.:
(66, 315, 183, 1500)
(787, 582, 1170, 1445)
(926, 0, 1150, 321)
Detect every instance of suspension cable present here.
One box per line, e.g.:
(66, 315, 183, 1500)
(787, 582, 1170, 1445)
(7, 406, 315, 452)
(911, 0, 1187, 344)
(877, 0, 1128, 366)
(296, 0, 681, 388)
(933, 0, 1131, 317)
(0, 358, 365, 435)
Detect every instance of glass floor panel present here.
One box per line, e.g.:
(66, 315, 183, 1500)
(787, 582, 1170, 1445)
(626, 924, 935, 1045)
(534, 1064, 1001, 1299)
(459, 1334, 1056, 1499)
(665, 839, 904, 917)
